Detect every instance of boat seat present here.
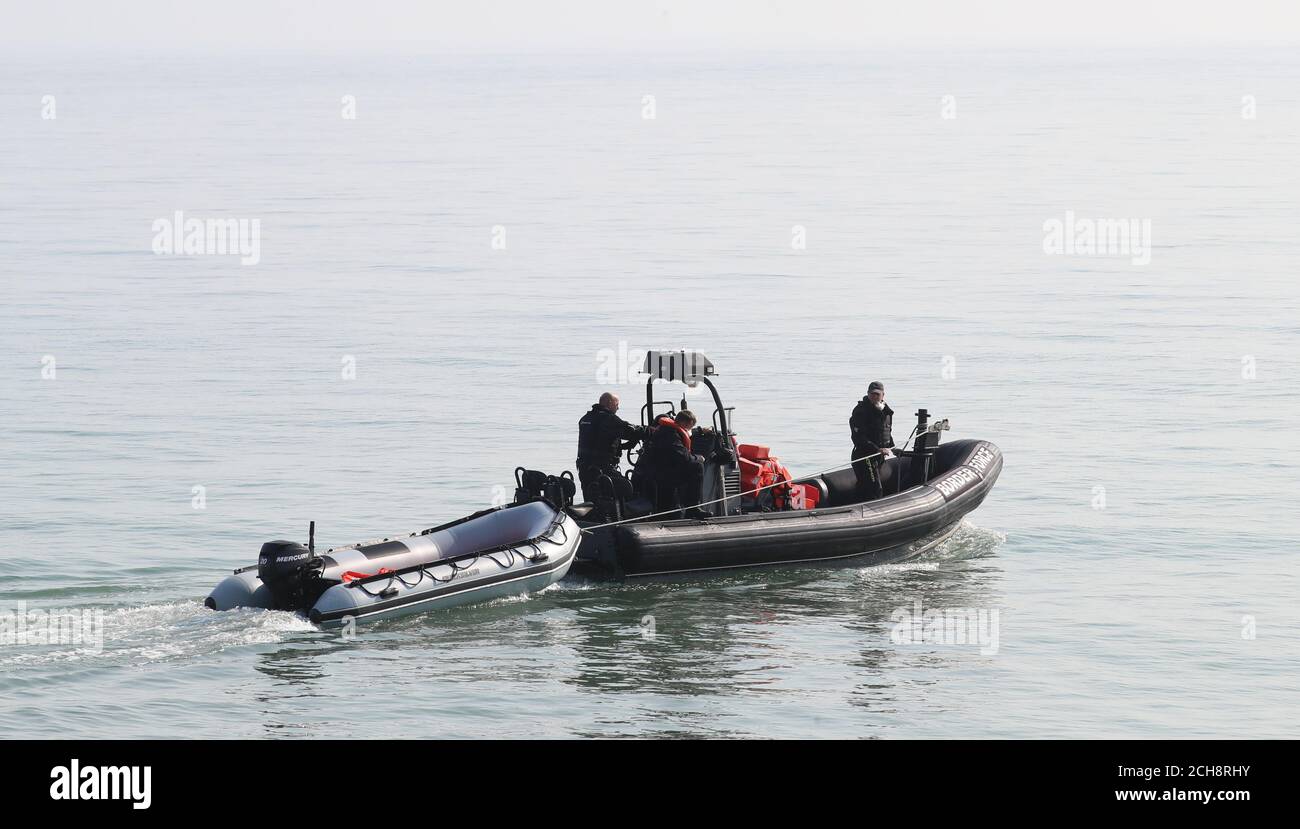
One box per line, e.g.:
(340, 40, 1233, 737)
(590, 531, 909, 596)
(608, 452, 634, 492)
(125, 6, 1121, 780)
(567, 496, 651, 523)
(567, 503, 598, 520)
(820, 467, 862, 506)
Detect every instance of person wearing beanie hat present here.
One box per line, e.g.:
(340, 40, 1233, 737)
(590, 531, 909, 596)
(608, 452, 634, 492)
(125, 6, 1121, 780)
(849, 381, 895, 500)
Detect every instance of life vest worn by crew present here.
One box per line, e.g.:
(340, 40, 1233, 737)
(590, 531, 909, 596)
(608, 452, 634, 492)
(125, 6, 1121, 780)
(653, 414, 692, 453)
(648, 415, 699, 483)
(646, 415, 705, 513)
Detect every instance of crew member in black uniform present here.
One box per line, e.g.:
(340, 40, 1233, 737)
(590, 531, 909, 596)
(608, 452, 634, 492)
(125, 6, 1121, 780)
(649, 409, 710, 519)
(849, 381, 895, 500)
(576, 392, 644, 503)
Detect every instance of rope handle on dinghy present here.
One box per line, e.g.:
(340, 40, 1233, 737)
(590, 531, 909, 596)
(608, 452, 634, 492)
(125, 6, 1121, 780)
(345, 502, 570, 597)
(351, 557, 477, 596)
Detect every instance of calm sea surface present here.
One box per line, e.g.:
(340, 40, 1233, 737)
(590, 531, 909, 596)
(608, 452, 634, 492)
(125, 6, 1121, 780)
(1, 48, 1297, 738)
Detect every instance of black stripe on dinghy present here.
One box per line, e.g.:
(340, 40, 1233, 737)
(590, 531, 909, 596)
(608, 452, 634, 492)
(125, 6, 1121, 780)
(354, 540, 409, 558)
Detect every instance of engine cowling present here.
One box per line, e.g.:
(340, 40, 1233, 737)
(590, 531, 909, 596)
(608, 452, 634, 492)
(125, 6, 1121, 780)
(257, 540, 321, 611)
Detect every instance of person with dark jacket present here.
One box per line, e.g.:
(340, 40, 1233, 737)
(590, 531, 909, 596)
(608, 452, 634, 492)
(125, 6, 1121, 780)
(576, 392, 644, 503)
(649, 410, 710, 519)
(849, 381, 895, 500)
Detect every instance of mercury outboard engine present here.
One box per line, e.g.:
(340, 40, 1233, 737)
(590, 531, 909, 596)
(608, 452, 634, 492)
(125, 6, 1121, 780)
(257, 533, 325, 612)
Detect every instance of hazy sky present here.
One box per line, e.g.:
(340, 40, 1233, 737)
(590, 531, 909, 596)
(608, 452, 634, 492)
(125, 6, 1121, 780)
(3, 0, 1298, 51)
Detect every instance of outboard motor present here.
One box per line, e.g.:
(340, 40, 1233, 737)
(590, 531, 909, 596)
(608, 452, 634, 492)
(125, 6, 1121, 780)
(257, 539, 324, 611)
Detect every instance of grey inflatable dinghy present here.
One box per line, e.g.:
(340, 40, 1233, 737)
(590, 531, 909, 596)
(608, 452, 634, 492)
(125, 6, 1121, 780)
(205, 500, 579, 628)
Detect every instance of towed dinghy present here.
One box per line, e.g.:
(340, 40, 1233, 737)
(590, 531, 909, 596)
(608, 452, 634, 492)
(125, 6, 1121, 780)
(206, 500, 579, 627)
(548, 351, 1003, 579)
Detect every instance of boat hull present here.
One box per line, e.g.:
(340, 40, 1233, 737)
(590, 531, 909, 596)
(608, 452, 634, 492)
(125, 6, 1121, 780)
(206, 501, 579, 627)
(572, 439, 1001, 578)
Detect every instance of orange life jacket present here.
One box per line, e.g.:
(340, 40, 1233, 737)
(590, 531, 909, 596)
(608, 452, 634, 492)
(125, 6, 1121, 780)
(655, 415, 692, 452)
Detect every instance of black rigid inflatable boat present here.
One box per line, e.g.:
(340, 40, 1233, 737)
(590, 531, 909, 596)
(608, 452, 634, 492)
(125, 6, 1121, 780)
(524, 351, 1002, 579)
(572, 437, 1000, 578)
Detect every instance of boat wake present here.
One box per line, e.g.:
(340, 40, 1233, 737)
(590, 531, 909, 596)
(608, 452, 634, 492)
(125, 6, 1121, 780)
(0, 600, 319, 670)
(930, 520, 1006, 561)
(848, 520, 1004, 583)
(1, 523, 1005, 669)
